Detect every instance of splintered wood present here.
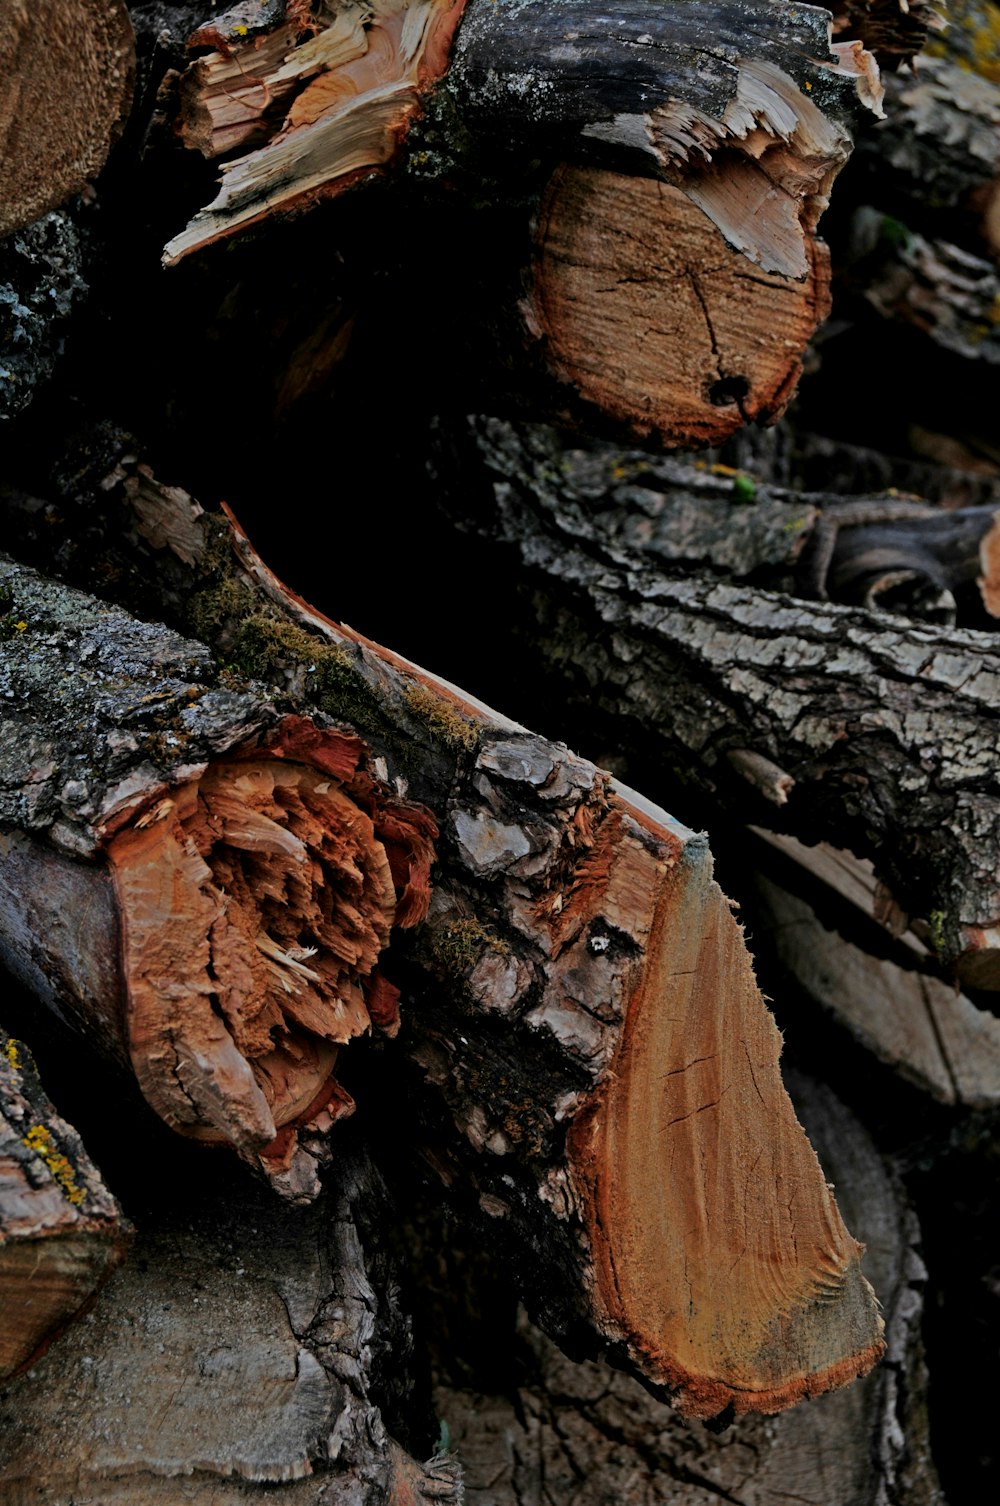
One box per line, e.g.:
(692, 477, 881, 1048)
(103, 723, 435, 1198)
(109, 758, 394, 1149)
(531, 167, 831, 448)
(164, 0, 468, 263)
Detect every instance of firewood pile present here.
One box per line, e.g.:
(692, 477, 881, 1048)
(1, 3, 998, 1502)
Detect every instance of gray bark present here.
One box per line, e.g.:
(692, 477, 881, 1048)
(0, 1143, 461, 1504)
(442, 415, 1000, 974)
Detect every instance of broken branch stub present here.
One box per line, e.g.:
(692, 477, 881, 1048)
(106, 728, 433, 1179)
(0, 556, 435, 1198)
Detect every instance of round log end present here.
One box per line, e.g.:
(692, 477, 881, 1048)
(0, 0, 135, 238)
(530, 166, 831, 450)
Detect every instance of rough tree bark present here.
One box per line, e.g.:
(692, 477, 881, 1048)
(0, 1139, 462, 1505)
(439, 415, 1000, 988)
(0, 455, 884, 1419)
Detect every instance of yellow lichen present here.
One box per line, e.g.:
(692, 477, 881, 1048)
(3, 1038, 21, 1072)
(22, 1125, 86, 1207)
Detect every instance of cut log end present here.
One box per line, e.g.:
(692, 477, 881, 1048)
(104, 721, 435, 1193)
(530, 166, 831, 450)
(563, 815, 884, 1417)
(0, 0, 135, 238)
(978, 508, 1000, 616)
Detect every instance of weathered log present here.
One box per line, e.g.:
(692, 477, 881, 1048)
(165, 0, 882, 266)
(854, 56, 1000, 260)
(744, 829, 1000, 1110)
(441, 414, 1000, 988)
(450, 418, 1000, 625)
(0, 1028, 128, 1381)
(0, 1140, 462, 1504)
(0, 551, 436, 1201)
(845, 205, 1000, 367)
(430, 1073, 942, 1505)
(0, 454, 884, 1417)
(155, 0, 894, 448)
(0, 0, 135, 238)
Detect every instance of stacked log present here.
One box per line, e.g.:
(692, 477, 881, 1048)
(1, 0, 993, 1499)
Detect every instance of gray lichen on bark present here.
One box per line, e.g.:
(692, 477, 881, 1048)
(0, 551, 274, 850)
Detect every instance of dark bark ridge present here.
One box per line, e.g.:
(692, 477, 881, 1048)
(449, 416, 1000, 978)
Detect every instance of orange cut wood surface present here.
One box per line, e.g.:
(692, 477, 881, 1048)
(567, 819, 884, 1417)
(531, 166, 831, 450)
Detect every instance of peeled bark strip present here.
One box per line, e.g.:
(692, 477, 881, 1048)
(0, 1147, 462, 1504)
(0, 554, 435, 1200)
(0, 1029, 128, 1381)
(1, 453, 883, 1416)
(436, 1075, 941, 1506)
(447, 414, 1000, 986)
(0, 0, 135, 237)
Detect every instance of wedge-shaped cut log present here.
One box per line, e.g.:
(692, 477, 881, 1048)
(556, 816, 884, 1415)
